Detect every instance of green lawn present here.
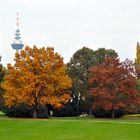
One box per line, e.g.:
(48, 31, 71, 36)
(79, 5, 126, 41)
(0, 118, 140, 140)
(0, 111, 7, 118)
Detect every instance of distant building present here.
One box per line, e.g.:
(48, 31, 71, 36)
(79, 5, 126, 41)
(11, 13, 24, 52)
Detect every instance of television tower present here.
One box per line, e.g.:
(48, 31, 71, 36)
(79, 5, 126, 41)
(11, 13, 24, 52)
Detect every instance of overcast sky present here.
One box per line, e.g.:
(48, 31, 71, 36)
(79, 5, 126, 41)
(0, 0, 140, 66)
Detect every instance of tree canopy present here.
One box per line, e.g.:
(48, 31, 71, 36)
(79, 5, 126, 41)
(93, 48, 118, 64)
(67, 47, 95, 96)
(3, 46, 71, 118)
(0, 62, 5, 110)
(135, 42, 140, 78)
(67, 47, 118, 115)
(89, 57, 140, 118)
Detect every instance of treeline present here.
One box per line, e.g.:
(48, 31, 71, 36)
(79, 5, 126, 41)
(0, 46, 140, 119)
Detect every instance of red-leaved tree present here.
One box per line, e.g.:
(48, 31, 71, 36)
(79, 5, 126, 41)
(88, 57, 140, 118)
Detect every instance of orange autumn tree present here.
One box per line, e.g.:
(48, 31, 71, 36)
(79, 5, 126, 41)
(3, 46, 71, 118)
(89, 57, 140, 119)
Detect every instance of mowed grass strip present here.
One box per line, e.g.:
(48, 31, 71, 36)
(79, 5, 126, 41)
(0, 118, 140, 140)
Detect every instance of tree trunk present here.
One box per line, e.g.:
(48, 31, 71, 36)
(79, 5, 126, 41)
(33, 110, 37, 118)
(76, 99, 79, 117)
(89, 108, 92, 116)
(111, 109, 115, 119)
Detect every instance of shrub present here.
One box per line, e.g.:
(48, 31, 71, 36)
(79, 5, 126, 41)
(3, 104, 32, 118)
(36, 105, 49, 118)
(2, 104, 49, 118)
(92, 108, 124, 118)
(53, 103, 76, 117)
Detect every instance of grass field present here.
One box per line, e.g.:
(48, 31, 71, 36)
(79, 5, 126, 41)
(0, 118, 140, 140)
(0, 111, 7, 118)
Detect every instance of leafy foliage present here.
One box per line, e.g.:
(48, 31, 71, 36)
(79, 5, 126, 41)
(136, 42, 140, 65)
(89, 57, 140, 118)
(3, 104, 49, 118)
(92, 109, 124, 118)
(67, 47, 118, 115)
(3, 46, 71, 118)
(67, 47, 95, 114)
(67, 47, 95, 96)
(93, 48, 118, 64)
(0, 63, 5, 110)
(3, 104, 32, 118)
(135, 42, 140, 78)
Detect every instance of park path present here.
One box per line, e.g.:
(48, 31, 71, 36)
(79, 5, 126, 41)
(0, 117, 140, 125)
(48, 119, 140, 125)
